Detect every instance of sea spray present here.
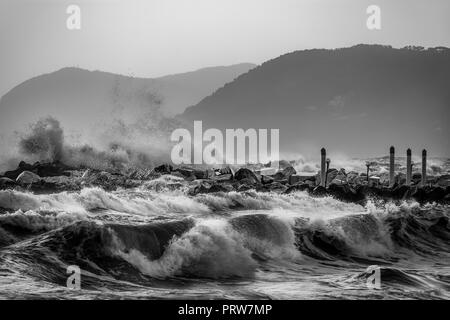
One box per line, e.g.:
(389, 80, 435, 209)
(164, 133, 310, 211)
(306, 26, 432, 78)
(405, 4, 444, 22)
(19, 117, 64, 162)
(110, 219, 258, 279)
(2, 115, 183, 173)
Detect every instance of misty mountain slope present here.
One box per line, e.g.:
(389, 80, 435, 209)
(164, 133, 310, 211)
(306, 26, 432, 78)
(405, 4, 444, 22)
(182, 45, 450, 157)
(0, 63, 255, 137)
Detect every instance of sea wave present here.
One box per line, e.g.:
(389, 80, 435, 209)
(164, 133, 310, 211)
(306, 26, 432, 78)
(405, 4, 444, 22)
(1, 204, 448, 282)
(0, 185, 448, 298)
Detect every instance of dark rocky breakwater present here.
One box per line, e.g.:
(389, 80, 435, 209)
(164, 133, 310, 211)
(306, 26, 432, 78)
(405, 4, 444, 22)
(0, 160, 448, 205)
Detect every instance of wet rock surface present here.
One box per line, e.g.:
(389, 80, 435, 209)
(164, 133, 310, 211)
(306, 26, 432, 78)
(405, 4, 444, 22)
(0, 160, 449, 204)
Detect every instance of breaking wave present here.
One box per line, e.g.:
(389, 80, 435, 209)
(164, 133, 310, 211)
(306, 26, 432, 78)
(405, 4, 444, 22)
(0, 184, 448, 300)
(2, 115, 184, 173)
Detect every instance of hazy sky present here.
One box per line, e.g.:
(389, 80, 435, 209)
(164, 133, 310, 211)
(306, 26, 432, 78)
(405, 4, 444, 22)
(1, 0, 449, 98)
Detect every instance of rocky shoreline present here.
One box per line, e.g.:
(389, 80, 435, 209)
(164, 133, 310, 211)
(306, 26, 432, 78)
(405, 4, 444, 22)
(0, 160, 449, 205)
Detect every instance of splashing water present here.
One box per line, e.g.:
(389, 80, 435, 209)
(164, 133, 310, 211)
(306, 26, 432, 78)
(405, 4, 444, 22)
(0, 181, 448, 299)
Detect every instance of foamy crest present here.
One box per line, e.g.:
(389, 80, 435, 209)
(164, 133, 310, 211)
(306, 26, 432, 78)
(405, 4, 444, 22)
(0, 187, 210, 217)
(196, 190, 365, 220)
(0, 209, 86, 233)
(110, 219, 257, 279)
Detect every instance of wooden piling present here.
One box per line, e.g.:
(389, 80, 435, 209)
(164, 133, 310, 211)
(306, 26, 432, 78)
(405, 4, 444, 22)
(406, 148, 412, 186)
(325, 158, 331, 188)
(320, 148, 326, 187)
(389, 146, 395, 187)
(366, 162, 370, 183)
(422, 149, 427, 186)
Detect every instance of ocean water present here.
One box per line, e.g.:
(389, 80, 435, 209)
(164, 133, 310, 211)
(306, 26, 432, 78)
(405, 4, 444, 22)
(0, 175, 448, 300)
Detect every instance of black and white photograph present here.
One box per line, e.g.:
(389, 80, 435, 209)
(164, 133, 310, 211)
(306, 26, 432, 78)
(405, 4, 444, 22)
(0, 0, 449, 308)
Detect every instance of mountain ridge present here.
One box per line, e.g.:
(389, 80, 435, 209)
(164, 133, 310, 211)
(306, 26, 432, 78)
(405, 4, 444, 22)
(0, 63, 256, 138)
(182, 44, 450, 158)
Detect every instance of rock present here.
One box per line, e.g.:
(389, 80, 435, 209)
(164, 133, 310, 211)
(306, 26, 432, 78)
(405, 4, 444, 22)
(16, 171, 41, 184)
(42, 176, 72, 184)
(435, 175, 450, 187)
(187, 179, 235, 195)
(379, 172, 390, 186)
(34, 161, 72, 177)
(328, 183, 364, 203)
(258, 167, 277, 176)
(219, 166, 235, 177)
(4, 160, 72, 180)
(81, 171, 130, 190)
(285, 183, 310, 194)
(193, 170, 206, 179)
(237, 183, 254, 192)
(206, 169, 215, 179)
(234, 168, 260, 185)
(169, 171, 188, 179)
(288, 175, 301, 185)
(207, 183, 234, 193)
(273, 166, 296, 181)
(0, 177, 16, 189)
(212, 173, 233, 182)
(412, 173, 422, 184)
(411, 186, 429, 203)
(261, 175, 274, 184)
(193, 169, 215, 179)
(326, 169, 339, 185)
(265, 182, 288, 193)
(278, 160, 293, 169)
(289, 174, 315, 185)
(188, 181, 211, 196)
(395, 172, 406, 185)
(332, 169, 347, 185)
(346, 171, 359, 184)
(153, 163, 173, 174)
(368, 176, 381, 187)
(38, 175, 81, 192)
(126, 168, 154, 180)
(172, 167, 194, 178)
(444, 193, 450, 203)
(18, 161, 33, 170)
(4, 167, 26, 180)
(330, 177, 346, 185)
(426, 186, 447, 202)
(373, 186, 395, 199)
(236, 177, 258, 186)
(184, 174, 197, 182)
(265, 160, 291, 169)
(391, 185, 411, 199)
(352, 174, 368, 186)
(305, 180, 315, 187)
(315, 168, 338, 187)
(312, 186, 327, 197)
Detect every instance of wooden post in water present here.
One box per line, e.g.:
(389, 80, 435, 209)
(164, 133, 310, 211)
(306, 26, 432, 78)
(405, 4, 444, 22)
(325, 158, 331, 188)
(422, 149, 427, 186)
(406, 148, 412, 186)
(320, 148, 326, 187)
(389, 146, 395, 187)
(366, 162, 370, 183)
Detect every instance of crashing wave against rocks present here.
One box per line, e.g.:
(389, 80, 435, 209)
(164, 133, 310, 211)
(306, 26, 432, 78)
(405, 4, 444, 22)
(0, 159, 449, 204)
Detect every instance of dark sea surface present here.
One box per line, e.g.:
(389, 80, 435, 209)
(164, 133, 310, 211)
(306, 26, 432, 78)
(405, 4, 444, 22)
(0, 174, 448, 300)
